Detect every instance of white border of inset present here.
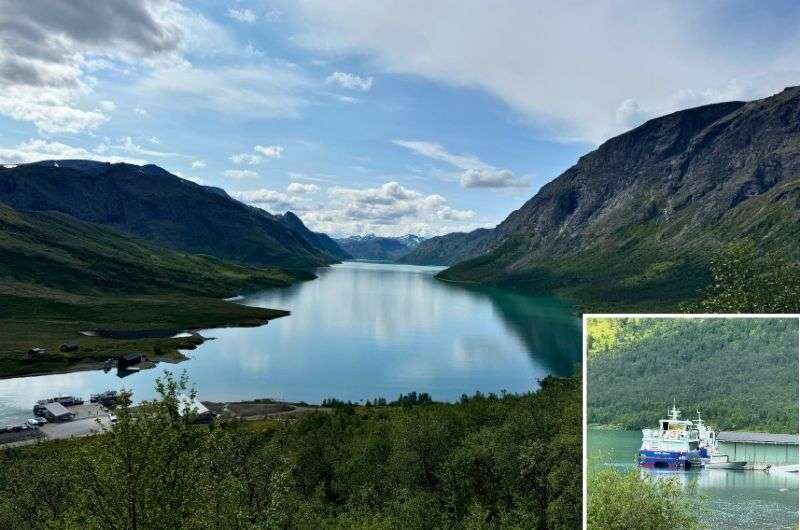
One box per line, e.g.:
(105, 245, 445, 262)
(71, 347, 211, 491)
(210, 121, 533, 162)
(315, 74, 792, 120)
(581, 313, 800, 529)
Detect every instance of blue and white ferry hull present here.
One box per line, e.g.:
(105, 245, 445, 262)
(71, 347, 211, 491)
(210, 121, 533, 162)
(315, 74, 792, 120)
(638, 449, 702, 469)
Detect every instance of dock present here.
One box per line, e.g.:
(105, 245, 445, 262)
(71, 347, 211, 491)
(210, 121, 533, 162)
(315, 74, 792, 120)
(718, 431, 799, 467)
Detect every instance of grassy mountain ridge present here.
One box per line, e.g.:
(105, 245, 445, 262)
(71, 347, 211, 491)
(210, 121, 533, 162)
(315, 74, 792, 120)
(0, 202, 304, 376)
(403, 87, 800, 309)
(0, 160, 345, 268)
(587, 318, 799, 432)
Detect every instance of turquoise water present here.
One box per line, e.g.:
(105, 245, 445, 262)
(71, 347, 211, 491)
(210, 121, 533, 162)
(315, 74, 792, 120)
(0, 262, 580, 423)
(589, 429, 800, 529)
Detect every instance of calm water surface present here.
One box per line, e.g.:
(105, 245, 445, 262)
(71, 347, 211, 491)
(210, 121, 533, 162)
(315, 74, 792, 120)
(0, 262, 580, 423)
(589, 429, 799, 529)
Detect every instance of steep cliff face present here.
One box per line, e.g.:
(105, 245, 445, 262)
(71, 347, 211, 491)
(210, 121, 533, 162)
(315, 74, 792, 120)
(405, 87, 800, 307)
(0, 161, 343, 268)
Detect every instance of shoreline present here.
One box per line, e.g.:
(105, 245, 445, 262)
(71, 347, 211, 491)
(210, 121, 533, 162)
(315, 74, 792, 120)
(0, 299, 290, 379)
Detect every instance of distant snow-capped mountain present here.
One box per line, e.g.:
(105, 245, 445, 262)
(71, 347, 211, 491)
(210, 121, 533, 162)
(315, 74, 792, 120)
(334, 233, 428, 261)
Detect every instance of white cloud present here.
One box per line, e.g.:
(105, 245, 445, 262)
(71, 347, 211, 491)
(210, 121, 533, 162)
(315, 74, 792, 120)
(302, 181, 478, 237)
(0, 0, 186, 133)
(232, 188, 308, 212)
(230, 145, 283, 165)
(325, 71, 374, 91)
(0, 86, 110, 133)
(224, 169, 259, 179)
(394, 139, 527, 189)
(98, 100, 116, 112)
(103, 136, 185, 158)
(233, 180, 480, 235)
(287, 182, 319, 194)
(191, 160, 206, 168)
(292, 2, 800, 143)
(459, 168, 527, 189)
(140, 64, 308, 119)
(393, 140, 488, 171)
(230, 153, 263, 165)
(134, 107, 149, 117)
(0, 138, 146, 165)
(227, 7, 256, 23)
(254, 145, 284, 158)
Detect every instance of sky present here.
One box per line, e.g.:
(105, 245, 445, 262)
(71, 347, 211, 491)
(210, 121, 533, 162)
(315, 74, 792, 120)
(1, 1, 799, 237)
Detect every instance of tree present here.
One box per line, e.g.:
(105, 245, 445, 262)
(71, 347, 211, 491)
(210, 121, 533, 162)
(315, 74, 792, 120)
(588, 467, 705, 529)
(689, 241, 800, 313)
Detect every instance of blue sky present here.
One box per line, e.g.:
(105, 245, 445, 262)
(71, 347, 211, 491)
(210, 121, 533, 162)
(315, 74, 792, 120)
(1, 1, 799, 236)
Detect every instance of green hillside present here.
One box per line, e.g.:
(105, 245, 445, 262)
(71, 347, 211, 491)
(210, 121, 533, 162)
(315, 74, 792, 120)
(400, 88, 800, 311)
(0, 203, 309, 377)
(0, 160, 344, 268)
(587, 318, 799, 433)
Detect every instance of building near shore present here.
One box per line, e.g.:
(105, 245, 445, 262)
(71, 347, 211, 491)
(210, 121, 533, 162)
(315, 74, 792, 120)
(178, 395, 214, 422)
(717, 432, 799, 465)
(42, 402, 75, 422)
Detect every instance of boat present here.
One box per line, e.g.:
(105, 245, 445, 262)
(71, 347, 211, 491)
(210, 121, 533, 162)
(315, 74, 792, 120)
(32, 395, 84, 416)
(638, 402, 704, 469)
(90, 390, 118, 407)
(692, 411, 716, 459)
(704, 453, 746, 469)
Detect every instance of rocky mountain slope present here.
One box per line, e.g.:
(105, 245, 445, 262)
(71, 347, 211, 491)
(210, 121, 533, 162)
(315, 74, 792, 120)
(403, 87, 800, 308)
(335, 233, 426, 261)
(0, 161, 346, 269)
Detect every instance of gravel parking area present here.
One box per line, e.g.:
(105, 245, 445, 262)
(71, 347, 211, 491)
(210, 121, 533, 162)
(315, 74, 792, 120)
(38, 403, 113, 441)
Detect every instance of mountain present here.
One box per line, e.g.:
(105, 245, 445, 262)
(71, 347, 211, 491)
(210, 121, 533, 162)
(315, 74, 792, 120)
(403, 87, 800, 308)
(277, 211, 351, 261)
(0, 202, 299, 299)
(0, 160, 344, 269)
(335, 233, 427, 261)
(396, 234, 426, 248)
(0, 201, 307, 376)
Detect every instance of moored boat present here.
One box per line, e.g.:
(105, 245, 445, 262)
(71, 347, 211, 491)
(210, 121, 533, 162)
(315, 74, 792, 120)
(705, 453, 746, 469)
(638, 403, 703, 469)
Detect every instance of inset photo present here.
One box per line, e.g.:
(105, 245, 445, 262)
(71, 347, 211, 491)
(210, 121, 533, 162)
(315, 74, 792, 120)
(584, 315, 799, 530)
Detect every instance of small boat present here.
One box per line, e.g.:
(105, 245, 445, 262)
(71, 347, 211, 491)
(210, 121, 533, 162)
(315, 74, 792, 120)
(705, 453, 746, 469)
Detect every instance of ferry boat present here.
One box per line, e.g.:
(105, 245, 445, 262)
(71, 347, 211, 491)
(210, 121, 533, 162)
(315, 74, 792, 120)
(638, 403, 703, 469)
(693, 411, 715, 459)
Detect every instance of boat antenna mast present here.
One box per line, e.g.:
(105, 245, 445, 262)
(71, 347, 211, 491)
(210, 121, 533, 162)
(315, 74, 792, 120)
(668, 398, 681, 420)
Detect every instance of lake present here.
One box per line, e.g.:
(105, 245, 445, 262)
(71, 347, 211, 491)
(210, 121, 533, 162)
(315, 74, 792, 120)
(0, 261, 580, 424)
(588, 429, 800, 529)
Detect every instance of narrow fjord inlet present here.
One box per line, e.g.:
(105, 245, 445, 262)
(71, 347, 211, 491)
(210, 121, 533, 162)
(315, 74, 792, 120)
(0, 262, 580, 425)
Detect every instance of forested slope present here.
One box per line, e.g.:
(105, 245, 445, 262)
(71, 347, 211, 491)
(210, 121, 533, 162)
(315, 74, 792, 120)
(587, 318, 799, 432)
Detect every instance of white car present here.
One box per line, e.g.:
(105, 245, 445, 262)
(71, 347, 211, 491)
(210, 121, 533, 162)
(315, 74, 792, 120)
(27, 417, 46, 427)
(108, 413, 118, 424)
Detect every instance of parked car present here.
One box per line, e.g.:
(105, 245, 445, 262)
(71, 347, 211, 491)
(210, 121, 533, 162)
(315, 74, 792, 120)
(27, 417, 46, 427)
